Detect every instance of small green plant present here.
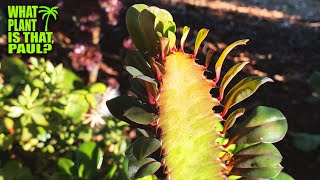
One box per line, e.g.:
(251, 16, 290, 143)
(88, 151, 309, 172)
(0, 57, 128, 179)
(107, 4, 289, 179)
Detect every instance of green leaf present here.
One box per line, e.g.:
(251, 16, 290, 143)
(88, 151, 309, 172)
(76, 141, 103, 179)
(163, 21, 176, 36)
(154, 9, 174, 35)
(0, 161, 33, 180)
(135, 161, 161, 179)
(136, 76, 157, 85)
(230, 164, 282, 179)
(128, 158, 161, 179)
(126, 4, 150, 55)
(289, 132, 320, 152)
(64, 93, 89, 123)
(222, 108, 245, 134)
(168, 31, 176, 50)
(219, 62, 249, 101)
(180, 26, 190, 50)
(194, 28, 209, 55)
(105, 164, 118, 179)
(310, 71, 320, 95)
(86, 93, 97, 107)
(232, 143, 282, 168)
(138, 7, 160, 56)
(31, 112, 49, 126)
(0, 57, 27, 77)
(126, 66, 157, 85)
(126, 51, 153, 76)
(222, 76, 273, 116)
(4, 118, 14, 132)
(126, 66, 144, 77)
(106, 95, 143, 123)
(273, 172, 294, 180)
(125, 137, 161, 161)
(155, 9, 174, 26)
(129, 78, 148, 100)
(30, 88, 40, 103)
(6, 106, 24, 118)
(159, 37, 170, 58)
(57, 68, 83, 90)
(214, 39, 249, 83)
(124, 107, 155, 125)
(136, 175, 157, 180)
(58, 158, 75, 176)
(89, 82, 107, 94)
(229, 106, 288, 144)
(205, 49, 214, 67)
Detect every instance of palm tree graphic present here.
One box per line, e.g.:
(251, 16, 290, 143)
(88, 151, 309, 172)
(38, 6, 58, 31)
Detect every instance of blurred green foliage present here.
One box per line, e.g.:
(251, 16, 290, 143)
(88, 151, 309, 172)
(0, 57, 129, 179)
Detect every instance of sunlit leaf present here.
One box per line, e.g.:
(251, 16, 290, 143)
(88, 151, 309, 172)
(89, 82, 107, 94)
(128, 158, 160, 179)
(126, 66, 144, 77)
(194, 28, 209, 55)
(124, 107, 155, 125)
(214, 39, 249, 83)
(231, 143, 282, 168)
(31, 113, 49, 126)
(6, 106, 24, 118)
(126, 66, 157, 85)
(219, 62, 249, 101)
(168, 31, 176, 50)
(136, 175, 157, 180)
(76, 141, 102, 179)
(64, 93, 89, 123)
(163, 21, 176, 36)
(154, 9, 174, 35)
(4, 118, 14, 134)
(222, 76, 273, 116)
(229, 106, 288, 144)
(57, 68, 83, 90)
(137, 76, 157, 85)
(135, 161, 161, 179)
(222, 108, 245, 134)
(58, 158, 75, 176)
(180, 26, 190, 50)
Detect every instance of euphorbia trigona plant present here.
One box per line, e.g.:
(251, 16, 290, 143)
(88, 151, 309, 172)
(107, 4, 288, 180)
